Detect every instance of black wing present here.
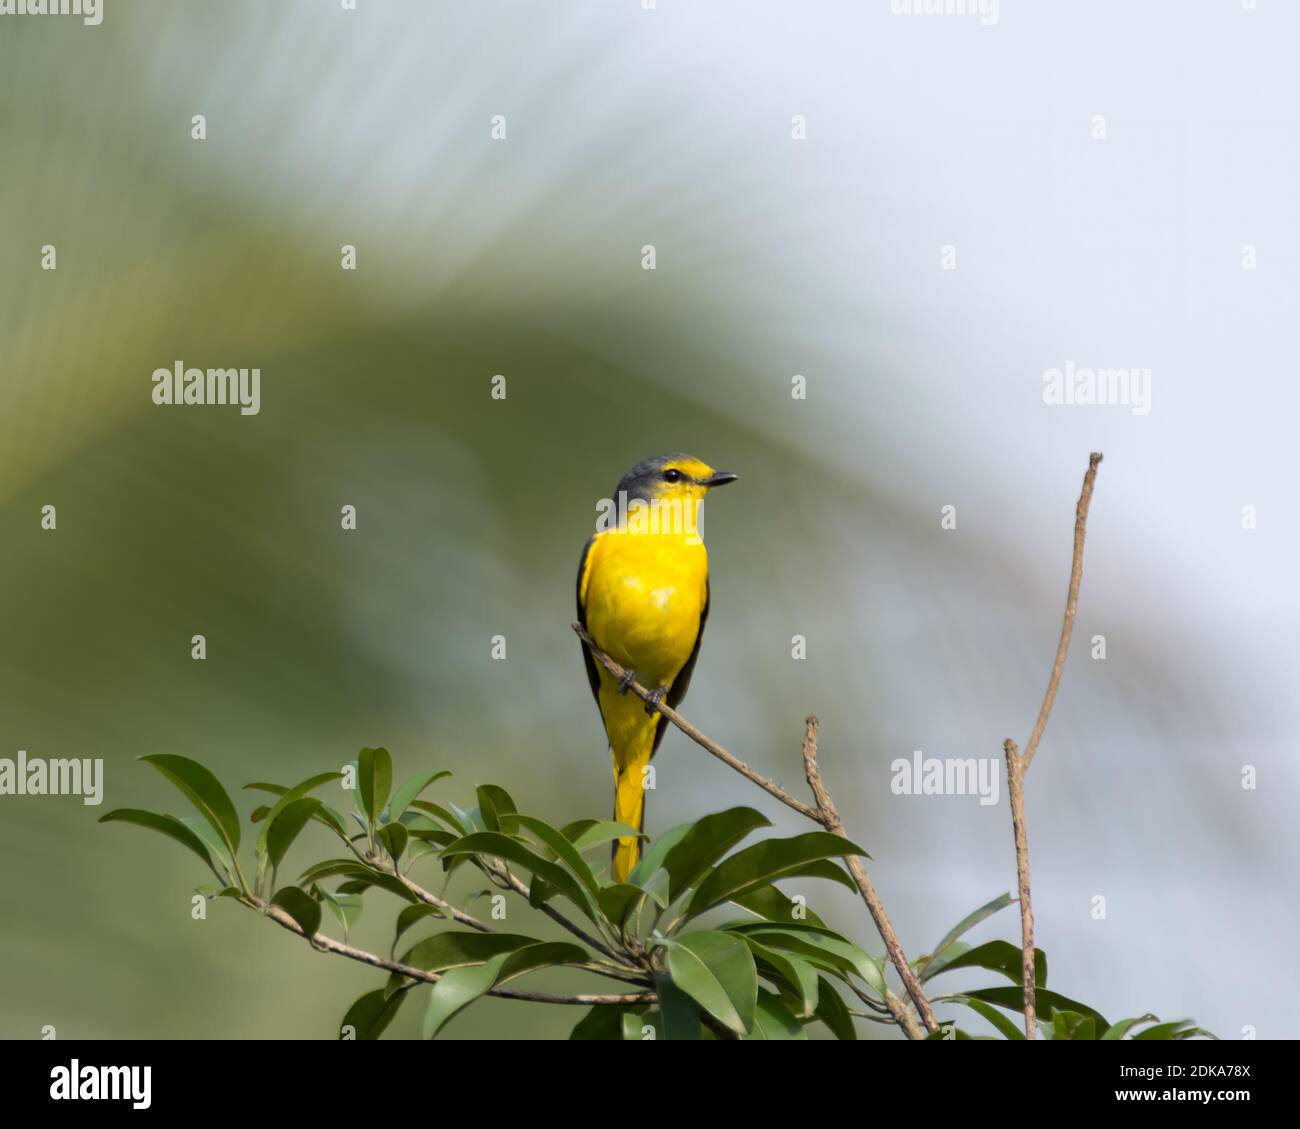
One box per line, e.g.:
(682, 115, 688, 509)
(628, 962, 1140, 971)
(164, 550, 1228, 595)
(576, 536, 604, 720)
(652, 578, 709, 757)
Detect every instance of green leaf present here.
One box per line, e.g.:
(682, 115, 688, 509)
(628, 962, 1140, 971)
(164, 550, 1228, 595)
(570, 1005, 636, 1040)
(918, 940, 970, 981)
(356, 747, 392, 828)
(266, 798, 322, 872)
(925, 939, 1046, 987)
(180, 816, 234, 874)
(814, 978, 857, 1040)
(1100, 1013, 1159, 1040)
(660, 807, 772, 901)
(928, 892, 1016, 963)
(296, 859, 417, 904)
(950, 995, 1026, 1040)
(340, 987, 404, 1040)
(622, 1011, 657, 1041)
(98, 809, 225, 881)
(423, 953, 510, 1038)
(744, 938, 819, 1018)
(270, 885, 321, 937)
(409, 800, 467, 834)
(1049, 1010, 1097, 1041)
(387, 770, 451, 823)
(653, 974, 702, 1040)
(598, 874, 669, 928)
(1133, 1019, 1207, 1040)
(627, 822, 693, 887)
(567, 820, 642, 855)
(685, 832, 869, 918)
(395, 932, 537, 981)
(243, 782, 288, 796)
(319, 888, 364, 935)
(395, 936, 590, 1014)
(963, 986, 1109, 1031)
(377, 822, 409, 862)
(663, 931, 758, 1036)
(405, 826, 456, 849)
(439, 832, 596, 920)
(495, 941, 589, 985)
(727, 924, 888, 996)
(743, 990, 806, 1040)
(256, 772, 343, 860)
(475, 784, 516, 832)
(298, 859, 371, 884)
(768, 857, 858, 894)
(313, 804, 350, 838)
(139, 754, 241, 854)
(506, 814, 601, 898)
(729, 884, 827, 929)
(391, 905, 447, 955)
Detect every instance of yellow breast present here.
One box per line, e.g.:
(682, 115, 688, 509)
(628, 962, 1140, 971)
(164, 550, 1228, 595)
(581, 529, 708, 690)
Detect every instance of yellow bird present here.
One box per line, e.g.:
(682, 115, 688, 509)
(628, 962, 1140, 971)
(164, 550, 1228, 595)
(576, 454, 738, 881)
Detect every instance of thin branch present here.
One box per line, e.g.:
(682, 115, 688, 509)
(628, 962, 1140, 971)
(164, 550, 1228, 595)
(345, 840, 494, 934)
(802, 717, 936, 1038)
(254, 897, 653, 1006)
(1021, 452, 1102, 773)
(486, 860, 642, 969)
(1004, 740, 1035, 1038)
(1003, 452, 1103, 1040)
(350, 837, 641, 970)
(572, 622, 825, 824)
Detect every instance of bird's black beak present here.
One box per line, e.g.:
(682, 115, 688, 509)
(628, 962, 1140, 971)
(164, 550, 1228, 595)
(702, 472, 739, 488)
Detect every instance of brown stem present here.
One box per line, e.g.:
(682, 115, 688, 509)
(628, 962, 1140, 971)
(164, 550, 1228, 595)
(256, 897, 653, 1006)
(802, 717, 936, 1038)
(1003, 452, 1103, 1040)
(1021, 452, 1102, 772)
(1004, 740, 1035, 1038)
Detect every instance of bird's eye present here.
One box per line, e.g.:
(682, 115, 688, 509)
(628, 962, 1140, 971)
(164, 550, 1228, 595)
(662, 468, 683, 483)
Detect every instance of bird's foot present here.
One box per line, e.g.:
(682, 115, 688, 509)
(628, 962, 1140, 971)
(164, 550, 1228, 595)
(644, 687, 667, 715)
(617, 669, 638, 695)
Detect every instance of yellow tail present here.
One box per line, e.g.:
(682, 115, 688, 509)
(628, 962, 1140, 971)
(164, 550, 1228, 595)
(611, 751, 651, 882)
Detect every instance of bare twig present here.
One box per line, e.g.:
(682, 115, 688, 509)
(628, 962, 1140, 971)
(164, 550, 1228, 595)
(1004, 453, 1103, 1040)
(802, 717, 936, 1038)
(1021, 452, 1102, 773)
(256, 897, 653, 1006)
(1004, 739, 1035, 1038)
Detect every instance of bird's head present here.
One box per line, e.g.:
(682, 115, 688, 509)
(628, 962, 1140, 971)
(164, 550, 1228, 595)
(614, 454, 738, 506)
